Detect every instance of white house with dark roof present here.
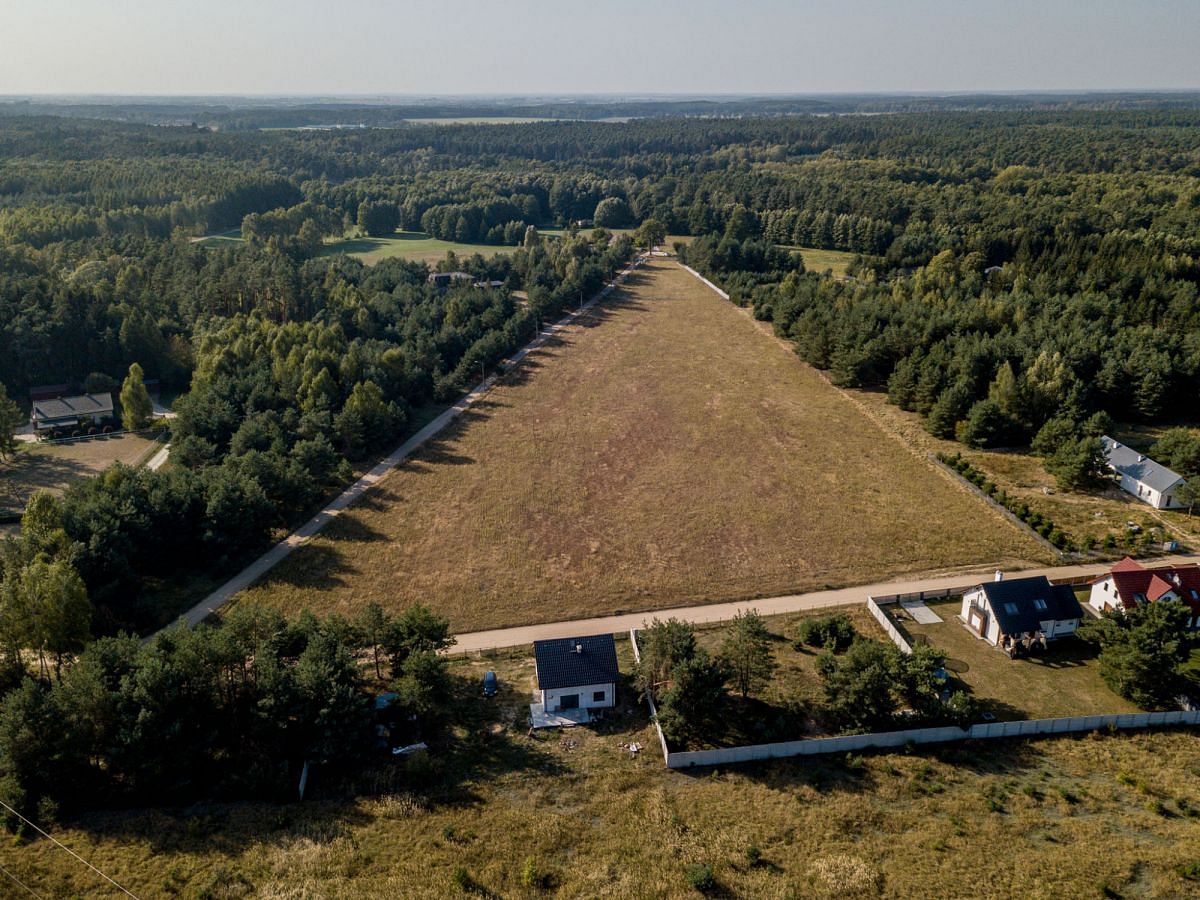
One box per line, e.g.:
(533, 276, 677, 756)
(1101, 436, 1187, 509)
(960, 573, 1083, 653)
(533, 634, 618, 716)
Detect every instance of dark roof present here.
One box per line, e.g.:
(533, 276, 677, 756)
(534, 634, 619, 690)
(977, 576, 1083, 635)
(30, 392, 113, 422)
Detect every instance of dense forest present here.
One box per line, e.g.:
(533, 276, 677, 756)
(2, 104, 1200, 813)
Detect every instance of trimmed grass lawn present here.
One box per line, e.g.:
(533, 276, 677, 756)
(0, 434, 161, 513)
(319, 231, 517, 266)
(236, 260, 1046, 632)
(900, 597, 1138, 720)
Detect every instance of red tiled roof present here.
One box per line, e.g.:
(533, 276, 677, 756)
(1106, 563, 1200, 613)
(1112, 557, 1145, 573)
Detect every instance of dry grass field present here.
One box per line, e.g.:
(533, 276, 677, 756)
(236, 260, 1047, 632)
(851, 390, 1200, 549)
(0, 433, 161, 513)
(8, 669, 1200, 898)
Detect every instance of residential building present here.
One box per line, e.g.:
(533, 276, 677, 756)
(1101, 436, 1187, 509)
(960, 573, 1083, 652)
(30, 392, 114, 432)
(533, 634, 619, 713)
(1088, 557, 1200, 627)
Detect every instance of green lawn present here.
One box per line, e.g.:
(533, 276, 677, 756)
(781, 246, 859, 278)
(319, 231, 517, 266)
(900, 597, 1138, 720)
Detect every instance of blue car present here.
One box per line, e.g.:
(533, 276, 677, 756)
(483, 671, 498, 698)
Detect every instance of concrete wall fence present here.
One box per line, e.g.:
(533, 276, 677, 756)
(636, 612, 1200, 770)
(664, 710, 1200, 769)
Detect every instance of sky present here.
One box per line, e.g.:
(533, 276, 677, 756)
(1, 0, 1197, 96)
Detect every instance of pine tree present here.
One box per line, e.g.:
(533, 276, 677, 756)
(0, 381, 21, 461)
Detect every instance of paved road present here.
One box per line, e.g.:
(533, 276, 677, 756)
(145, 444, 170, 471)
(447, 553, 1200, 653)
(171, 256, 647, 628)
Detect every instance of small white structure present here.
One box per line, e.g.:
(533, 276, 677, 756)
(533, 634, 618, 715)
(1100, 436, 1187, 509)
(1088, 556, 1200, 627)
(960, 573, 1083, 652)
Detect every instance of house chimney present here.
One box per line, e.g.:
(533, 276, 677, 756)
(995, 570, 1004, 582)
(1137, 455, 1145, 462)
(574, 643, 583, 654)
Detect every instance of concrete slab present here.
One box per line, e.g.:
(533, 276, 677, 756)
(530, 703, 590, 728)
(901, 601, 944, 625)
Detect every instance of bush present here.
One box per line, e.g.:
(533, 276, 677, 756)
(521, 856, 544, 889)
(685, 863, 716, 892)
(795, 614, 857, 652)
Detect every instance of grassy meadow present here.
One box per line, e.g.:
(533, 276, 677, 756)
(7, 662, 1200, 898)
(235, 260, 1047, 632)
(783, 245, 858, 279)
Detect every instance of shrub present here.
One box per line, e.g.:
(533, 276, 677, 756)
(746, 845, 762, 867)
(685, 863, 716, 892)
(795, 614, 857, 652)
(521, 856, 544, 889)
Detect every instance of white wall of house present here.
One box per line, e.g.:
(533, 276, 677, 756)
(540, 682, 615, 712)
(1117, 473, 1186, 509)
(1089, 577, 1119, 613)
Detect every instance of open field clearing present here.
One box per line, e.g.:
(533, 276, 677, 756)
(783, 245, 858, 279)
(237, 261, 1046, 632)
(320, 231, 518, 265)
(899, 597, 1138, 720)
(0, 434, 160, 513)
(7, 677, 1200, 899)
(850, 390, 1200, 550)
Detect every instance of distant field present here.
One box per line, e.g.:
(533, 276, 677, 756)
(0, 434, 161, 513)
(782, 245, 858, 278)
(236, 260, 1046, 632)
(319, 231, 516, 266)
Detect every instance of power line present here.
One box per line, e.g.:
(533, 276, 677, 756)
(0, 860, 44, 899)
(0, 800, 138, 899)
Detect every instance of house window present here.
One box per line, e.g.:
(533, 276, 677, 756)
(1033, 598, 1048, 611)
(1003, 603, 1019, 615)
(592, 690, 606, 703)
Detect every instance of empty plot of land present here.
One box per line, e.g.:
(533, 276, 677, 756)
(320, 231, 517, 266)
(0, 434, 160, 512)
(238, 260, 1046, 632)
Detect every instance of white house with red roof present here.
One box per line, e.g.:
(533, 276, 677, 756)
(1088, 557, 1200, 627)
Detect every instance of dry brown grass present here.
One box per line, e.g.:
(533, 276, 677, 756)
(9, 716, 1200, 898)
(850, 390, 1200, 549)
(0, 433, 160, 512)
(236, 261, 1046, 632)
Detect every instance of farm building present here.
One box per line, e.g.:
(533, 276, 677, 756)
(426, 271, 475, 289)
(960, 573, 1083, 654)
(532, 634, 619, 722)
(30, 392, 114, 432)
(1088, 557, 1200, 626)
(1100, 436, 1187, 509)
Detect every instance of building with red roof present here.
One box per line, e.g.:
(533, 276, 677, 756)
(1088, 557, 1200, 627)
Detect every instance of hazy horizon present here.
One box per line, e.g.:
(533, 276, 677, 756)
(3, 0, 1197, 96)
